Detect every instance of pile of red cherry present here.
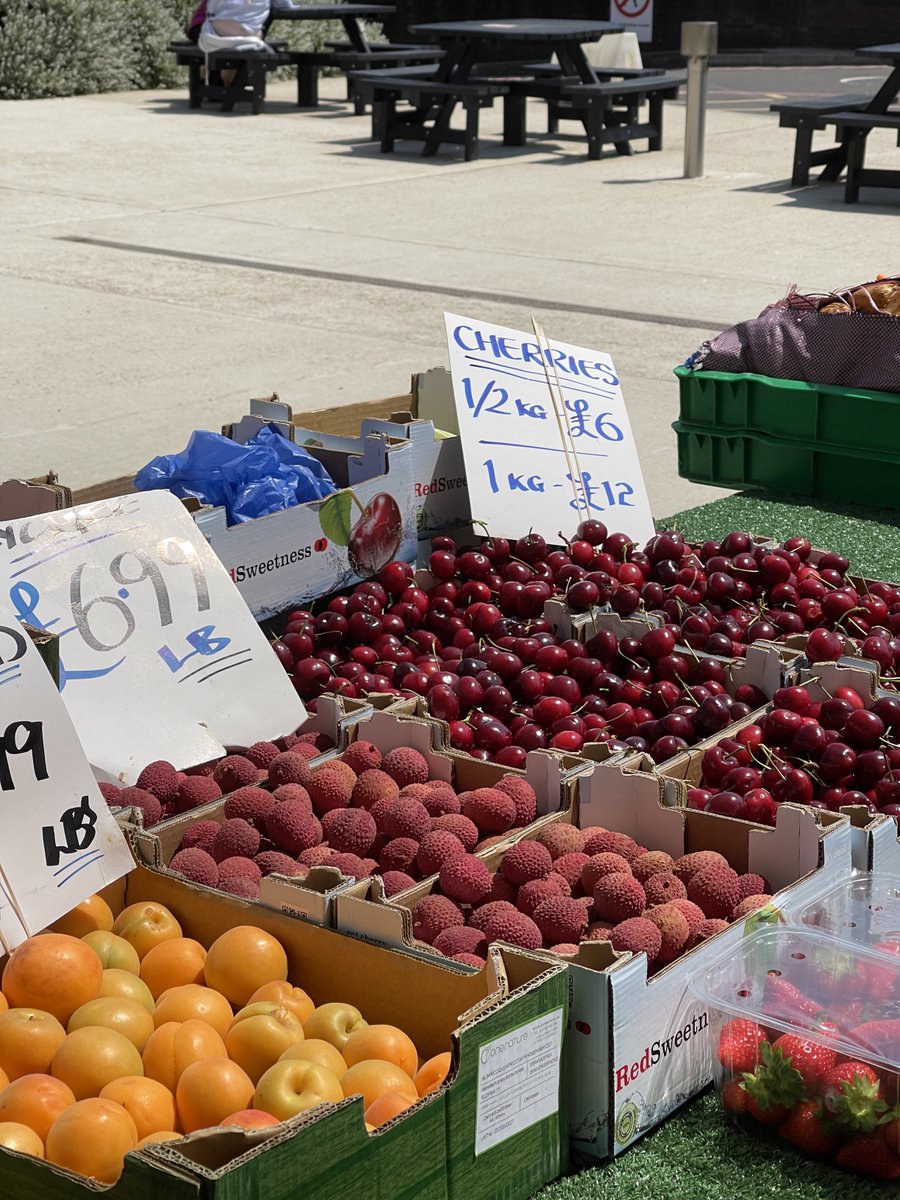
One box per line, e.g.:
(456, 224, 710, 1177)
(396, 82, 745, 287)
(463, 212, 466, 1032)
(688, 683, 900, 823)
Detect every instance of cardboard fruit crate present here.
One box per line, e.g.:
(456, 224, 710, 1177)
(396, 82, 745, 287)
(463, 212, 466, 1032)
(334, 762, 852, 1161)
(0, 863, 568, 1200)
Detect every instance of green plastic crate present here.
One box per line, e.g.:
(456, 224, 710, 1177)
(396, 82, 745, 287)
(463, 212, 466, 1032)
(674, 365, 900, 453)
(672, 419, 900, 508)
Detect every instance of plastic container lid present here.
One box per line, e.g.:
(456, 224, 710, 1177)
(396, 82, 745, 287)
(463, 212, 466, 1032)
(795, 873, 900, 956)
(694, 926, 900, 1073)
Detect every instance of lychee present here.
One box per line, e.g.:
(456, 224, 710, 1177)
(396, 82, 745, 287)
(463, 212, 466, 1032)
(421, 782, 460, 817)
(645, 903, 690, 963)
(98, 781, 122, 805)
(533, 897, 589, 946)
(218, 874, 260, 899)
(673, 850, 730, 884)
(381, 747, 430, 788)
(609, 918, 663, 963)
(535, 824, 586, 859)
(494, 776, 538, 825)
(211, 818, 260, 863)
(668, 898, 706, 936)
(631, 850, 676, 883)
(379, 837, 419, 874)
(500, 840, 552, 886)
(321, 808, 376, 857)
(223, 786, 275, 830)
(452, 953, 486, 969)
(268, 752, 312, 788)
(245, 741, 280, 771)
(687, 865, 741, 920)
(255, 851, 307, 877)
(216, 856, 262, 884)
(517, 877, 571, 919)
(736, 873, 770, 901)
(581, 853, 632, 896)
(136, 760, 180, 804)
(173, 776, 222, 814)
(731, 894, 773, 921)
(381, 798, 431, 843)
(340, 740, 382, 776)
(212, 755, 257, 793)
(299, 845, 334, 868)
(272, 784, 313, 813)
(550, 851, 590, 893)
(328, 852, 371, 880)
(548, 944, 580, 957)
(117, 786, 163, 827)
(178, 820, 220, 855)
(643, 872, 688, 906)
(433, 926, 488, 959)
(170, 848, 218, 888)
(483, 908, 542, 951)
(439, 855, 493, 905)
(487, 873, 518, 905)
(460, 788, 516, 835)
(689, 918, 730, 946)
(582, 828, 640, 861)
(307, 766, 354, 815)
(412, 895, 465, 944)
(592, 872, 646, 922)
(398, 783, 432, 806)
(352, 770, 400, 811)
(416, 831, 466, 878)
(266, 802, 323, 855)
(432, 814, 479, 852)
(381, 870, 416, 897)
(468, 900, 517, 931)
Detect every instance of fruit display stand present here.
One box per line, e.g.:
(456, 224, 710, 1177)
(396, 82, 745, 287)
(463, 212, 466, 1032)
(0, 862, 568, 1200)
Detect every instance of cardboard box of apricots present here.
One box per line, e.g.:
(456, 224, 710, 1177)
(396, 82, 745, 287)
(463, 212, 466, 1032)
(0, 862, 567, 1200)
(334, 759, 853, 1162)
(127, 707, 587, 927)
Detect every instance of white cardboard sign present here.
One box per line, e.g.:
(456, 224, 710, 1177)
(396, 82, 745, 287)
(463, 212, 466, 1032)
(0, 492, 306, 783)
(0, 610, 134, 947)
(444, 314, 655, 544)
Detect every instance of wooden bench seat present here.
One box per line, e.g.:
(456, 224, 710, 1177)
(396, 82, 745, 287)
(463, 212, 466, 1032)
(167, 40, 288, 114)
(285, 45, 443, 108)
(552, 72, 686, 159)
(348, 71, 510, 160)
(827, 110, 900, 201)
(769, 95, 879, 185)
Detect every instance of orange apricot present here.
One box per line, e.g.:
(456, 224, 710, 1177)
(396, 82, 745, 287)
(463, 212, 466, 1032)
(135, 1130, 182, 1148)
(219, 1108, 281, 1130)
(141, 1020, 227, 1093)
(97, 969, 155, 1013)
(153, 985, 233, 1039)
(51, 1027, 144, 1100)
(343, 1025, 418, 1079)
(50, 894, 114, 939)
(67, 997, 155, 1053)
(2, 934, 102, 1024)
(175, 1058, 254, 1134)
(45, 1097, 138, 1183)
(364, 1092, 415, 1128)
(0, 1120, 44, 1157)
(0, 1074, 76, 1141)
(99, 1076, 178, 1141)
(0, 1009, 67, 1080)
(203, 927, 288, 1007)
(340, 1061, 418, 1111)
(249, 981, 315, 1026)
(225, 1004, 305, 1084)
(112, 903, 182, 960)
(139, 938, 206, 1000)
(415, 1052, 452, 1098)
(279, 1039, 347, 1078)
(82, 930, 141, 975)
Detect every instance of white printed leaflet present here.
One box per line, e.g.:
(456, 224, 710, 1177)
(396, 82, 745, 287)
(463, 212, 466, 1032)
(444, 314, 655, 544)
(0, 607, 134, 947)
(0, 492, 306, 783)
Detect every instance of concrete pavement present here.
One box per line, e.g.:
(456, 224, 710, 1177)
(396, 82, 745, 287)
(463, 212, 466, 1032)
(1, 70, 897, 520)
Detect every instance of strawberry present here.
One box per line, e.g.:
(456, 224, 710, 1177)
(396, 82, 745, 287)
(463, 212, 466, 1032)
(836, 1132, 900, 1179)
(717, 1019, 767, 1075)
(778, 1100, 841, 1156)
(762, 975, 824, 1024)
(721, 1078, 749, 1116)
(772, 1033, 837, 1091)
(850, 1019, 900, 1059)
(740, 1040, 805, 1121)
(883, 1111, 900, 1154)
(820, 1061, 888, 1133)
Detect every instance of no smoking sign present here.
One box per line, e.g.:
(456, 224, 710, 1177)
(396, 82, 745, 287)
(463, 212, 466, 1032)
(612, 0, 654, 41)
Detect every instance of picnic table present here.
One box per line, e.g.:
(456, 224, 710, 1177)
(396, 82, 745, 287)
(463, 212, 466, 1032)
(771, 42, 900, 190)
(265, 3, 442, 107)
(349, 17, 684, 161)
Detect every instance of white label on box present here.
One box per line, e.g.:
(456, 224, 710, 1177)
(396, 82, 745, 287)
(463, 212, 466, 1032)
(0, 607, 133, 947)
(444, 313, 654, 544)
(475, 1006, 564, 1155)
(0, 493, 306, 782)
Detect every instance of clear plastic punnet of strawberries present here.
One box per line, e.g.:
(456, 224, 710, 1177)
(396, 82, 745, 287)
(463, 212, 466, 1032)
(697, 925, 900, 1179)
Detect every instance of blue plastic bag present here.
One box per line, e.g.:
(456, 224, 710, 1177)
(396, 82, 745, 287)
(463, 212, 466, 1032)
(134, 424, 336, 525)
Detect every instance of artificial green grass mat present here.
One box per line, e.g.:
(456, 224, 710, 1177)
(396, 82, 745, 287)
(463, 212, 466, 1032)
(536, 1089, 890, 1200)
(661, 491, 900, 582)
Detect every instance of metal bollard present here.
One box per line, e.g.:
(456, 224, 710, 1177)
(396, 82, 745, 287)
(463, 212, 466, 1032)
(681, 21, 718, 178)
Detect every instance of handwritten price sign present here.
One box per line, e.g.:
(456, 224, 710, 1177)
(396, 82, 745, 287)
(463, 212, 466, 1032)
(444, 314, 655, 544)
(0, 610, 134, 948)
(0, 492, 306, 783)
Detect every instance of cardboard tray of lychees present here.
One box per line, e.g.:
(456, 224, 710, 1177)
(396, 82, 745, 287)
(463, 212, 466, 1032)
(695, 924, 900, 1181)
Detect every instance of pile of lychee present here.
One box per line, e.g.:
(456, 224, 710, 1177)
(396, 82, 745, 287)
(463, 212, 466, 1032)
(162, 740, 539, 900)
(411, 826, 773, 971)
(98, 730, 335, 830)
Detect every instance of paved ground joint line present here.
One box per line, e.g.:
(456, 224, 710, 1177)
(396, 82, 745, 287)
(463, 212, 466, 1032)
(58, 235, 726, 332)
